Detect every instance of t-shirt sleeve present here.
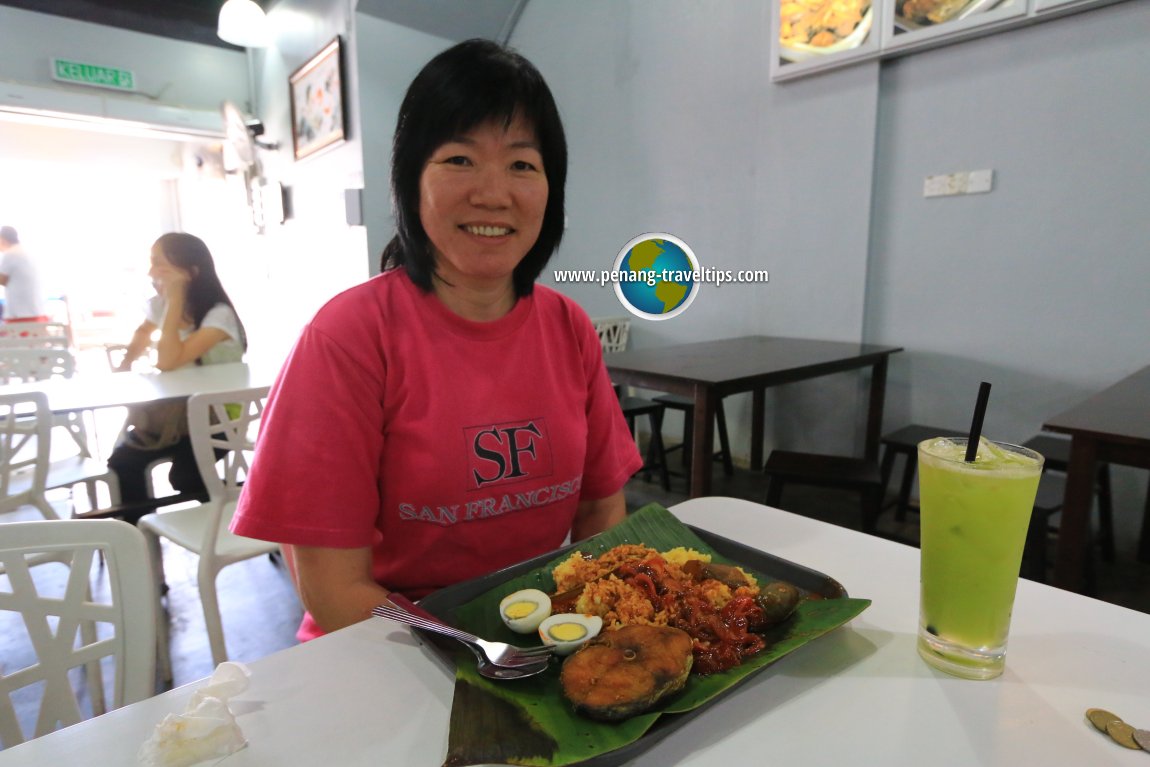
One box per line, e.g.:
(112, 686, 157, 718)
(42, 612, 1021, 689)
(201, 303, 241, 343)
(231, 322, 387, 548)
(572, 312, 644, 500)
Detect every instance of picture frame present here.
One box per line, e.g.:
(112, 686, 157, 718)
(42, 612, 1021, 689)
(289, 36, 346, 160)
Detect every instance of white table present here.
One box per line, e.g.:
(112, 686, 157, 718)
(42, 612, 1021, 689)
(3, 497, 1148, 765)
(0, 361, 281, 414)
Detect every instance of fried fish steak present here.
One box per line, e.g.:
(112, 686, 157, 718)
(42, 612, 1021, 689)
(559, 625, 694, 722)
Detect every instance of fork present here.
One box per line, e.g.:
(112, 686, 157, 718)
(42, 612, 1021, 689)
(372, 597, 554, 668)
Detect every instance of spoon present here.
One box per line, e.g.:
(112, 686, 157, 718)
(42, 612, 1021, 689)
(476, 657, 550, 680)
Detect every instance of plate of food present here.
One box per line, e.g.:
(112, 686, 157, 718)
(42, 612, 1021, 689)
(894, 0, 1005, 31)
(779, 0, 874, 62)
(411, 503, 870, 767)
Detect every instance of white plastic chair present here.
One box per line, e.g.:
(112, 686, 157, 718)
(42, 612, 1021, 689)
(138, 386, 279, 679)
(0, 391, 56, 521)
(0, 322, 72, 350)
(0, 391, 120, 523)
(0, 519, 157, 748)
(592, 316, 631, 354)
(0, 346, 92, 458)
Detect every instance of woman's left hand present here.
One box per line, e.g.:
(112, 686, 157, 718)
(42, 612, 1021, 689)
(151, 263, 191, 296)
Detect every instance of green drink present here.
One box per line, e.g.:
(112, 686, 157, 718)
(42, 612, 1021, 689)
(917, 437, 1043, 680)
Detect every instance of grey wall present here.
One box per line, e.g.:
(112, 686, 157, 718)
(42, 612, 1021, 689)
(354, 14, 452, 275)
(865, 0, 1150, 532)
(868, 0, 1150, 437)
(514, 0, 883, 457)
(502, 0, 1148, 520)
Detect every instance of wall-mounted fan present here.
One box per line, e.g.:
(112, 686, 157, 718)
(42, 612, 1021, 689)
(221, 100, 277, 172)
(221, 100, 282, 232)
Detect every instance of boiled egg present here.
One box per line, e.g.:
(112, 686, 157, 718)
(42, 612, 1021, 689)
(538, 613, 604, 655)
(499, 589, 552, 634)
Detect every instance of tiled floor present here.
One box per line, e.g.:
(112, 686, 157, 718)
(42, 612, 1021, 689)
(3, 461, 1147, 749)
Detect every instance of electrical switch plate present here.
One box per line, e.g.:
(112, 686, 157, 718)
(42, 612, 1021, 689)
(923, 169, 994, 197)
(966, 169, 994, 194)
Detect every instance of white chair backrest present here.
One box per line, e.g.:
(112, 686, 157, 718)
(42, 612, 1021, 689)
(0, 391, 53, 518)
(0, 519, 156, 747)
(0, 347, 75, 385)
(0, 322, 71, 350)
(188, 386, 270, 509)
(592, 317, 631, 354)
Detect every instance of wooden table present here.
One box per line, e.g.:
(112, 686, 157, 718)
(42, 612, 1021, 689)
(605, 335, 903, 496)
(5, 496, 1148, 766)
(1043, 363, 1150, 592)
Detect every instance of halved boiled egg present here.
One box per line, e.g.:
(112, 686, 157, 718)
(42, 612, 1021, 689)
(538, 613, 604, 655)
(499, 588, 552, 634)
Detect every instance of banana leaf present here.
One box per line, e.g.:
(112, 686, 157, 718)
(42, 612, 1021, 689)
(438, 503, 870, 767)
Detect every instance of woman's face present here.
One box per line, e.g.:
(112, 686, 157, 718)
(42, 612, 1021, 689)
(418, 114, 548, 292)
(148, 247, 189, 294)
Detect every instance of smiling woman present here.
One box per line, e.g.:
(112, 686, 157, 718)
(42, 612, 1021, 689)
(230, 39, 644, 648)
(418, 115, 549, 320)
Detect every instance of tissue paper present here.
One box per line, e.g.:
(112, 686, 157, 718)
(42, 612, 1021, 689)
(138, 662, 252, 767)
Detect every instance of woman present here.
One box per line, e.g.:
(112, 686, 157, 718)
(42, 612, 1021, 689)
(108, 232, 247, 503)
(231, 40, 642, 641)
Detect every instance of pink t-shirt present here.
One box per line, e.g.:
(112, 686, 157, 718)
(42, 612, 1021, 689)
(231, 270, 642, 640)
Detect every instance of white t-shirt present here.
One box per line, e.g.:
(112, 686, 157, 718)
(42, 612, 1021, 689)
(0, 245, 47, 319)
(145, 295, 244, 365)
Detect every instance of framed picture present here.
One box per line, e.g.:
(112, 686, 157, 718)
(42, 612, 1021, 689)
(289, 36, 346, 160)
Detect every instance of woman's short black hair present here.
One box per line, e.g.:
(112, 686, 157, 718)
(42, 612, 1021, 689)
(380, 39, 568, 297)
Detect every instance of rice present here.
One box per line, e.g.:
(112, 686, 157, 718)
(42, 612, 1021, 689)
(662, 546, 711, 568)
(551, 543, 761, 629)
(575, 578, 665, 629)
(552, 544, 657, 592)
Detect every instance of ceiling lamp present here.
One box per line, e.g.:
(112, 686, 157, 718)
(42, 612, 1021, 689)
(218, 0, 271, 48)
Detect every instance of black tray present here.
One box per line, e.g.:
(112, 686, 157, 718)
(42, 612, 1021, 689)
(415, 524, 851, 767)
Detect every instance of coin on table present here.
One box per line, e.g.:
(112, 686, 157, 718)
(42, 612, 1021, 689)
(1086, 708, 1123, 733)
(1133, 729, 1150, 751)
(1106, 720, 1143, 750)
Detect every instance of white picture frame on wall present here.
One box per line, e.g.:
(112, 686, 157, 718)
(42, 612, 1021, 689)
(881, 0, 1031, 53)
(771, 0, 884, 81)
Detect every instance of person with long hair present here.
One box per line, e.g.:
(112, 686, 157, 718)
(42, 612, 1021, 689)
(231, 40, 642, 641)
(109, 232, 248, 504)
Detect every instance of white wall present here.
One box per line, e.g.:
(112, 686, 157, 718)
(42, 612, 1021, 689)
(234, 0, 373, 362)
(0, 5, 248, 128)
(513, 0, 883, 458)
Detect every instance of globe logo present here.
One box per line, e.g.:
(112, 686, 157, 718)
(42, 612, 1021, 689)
(613, 233, 700, 321)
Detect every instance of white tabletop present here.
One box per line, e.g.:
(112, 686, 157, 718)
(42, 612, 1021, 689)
(0, 360, 281, 413)
(2, 497, 1147, 765)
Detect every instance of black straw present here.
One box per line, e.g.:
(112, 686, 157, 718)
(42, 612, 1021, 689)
(965, 381, 992, 462)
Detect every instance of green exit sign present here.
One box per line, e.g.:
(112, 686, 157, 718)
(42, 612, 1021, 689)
(51, 58, 136, 92)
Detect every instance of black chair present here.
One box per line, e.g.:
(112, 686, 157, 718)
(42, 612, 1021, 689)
(879, 424, 966, 522)
(651, 393, 734, 492)
(763, 450, 884, 534)
(1023, 434, 1115, 563)
(1022, 473, 1070, 583)
(618, 396, 671, 491)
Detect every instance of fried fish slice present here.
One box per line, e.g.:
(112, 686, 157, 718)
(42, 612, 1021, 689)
(560, 625, 694, 722)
